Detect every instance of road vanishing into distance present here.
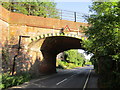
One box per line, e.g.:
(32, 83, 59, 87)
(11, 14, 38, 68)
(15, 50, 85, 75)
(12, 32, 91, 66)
(9, 66, 99, 89)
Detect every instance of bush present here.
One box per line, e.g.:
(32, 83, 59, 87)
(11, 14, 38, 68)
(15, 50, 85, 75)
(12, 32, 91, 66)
(57, 49, 88, 69)
(85, 61, 92, 65)
(57, 60, 81, 69)
(1, 72, 32, 89)
(108, 72, 120, 88)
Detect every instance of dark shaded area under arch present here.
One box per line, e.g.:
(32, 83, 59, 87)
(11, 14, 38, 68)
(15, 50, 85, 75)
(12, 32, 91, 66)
(39, 36, 85, 74)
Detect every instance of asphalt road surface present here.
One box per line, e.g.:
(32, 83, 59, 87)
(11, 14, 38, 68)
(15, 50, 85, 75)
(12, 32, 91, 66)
(10, 66, 98, 89)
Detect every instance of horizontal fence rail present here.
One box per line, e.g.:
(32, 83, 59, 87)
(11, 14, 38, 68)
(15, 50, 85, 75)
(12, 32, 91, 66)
(57, 9, 88, 23)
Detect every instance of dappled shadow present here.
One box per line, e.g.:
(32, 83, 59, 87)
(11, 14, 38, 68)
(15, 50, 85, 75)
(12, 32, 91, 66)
(29, 56, 43, 77)
(2, 36, 85, 76)
(2, 39, 42, 76)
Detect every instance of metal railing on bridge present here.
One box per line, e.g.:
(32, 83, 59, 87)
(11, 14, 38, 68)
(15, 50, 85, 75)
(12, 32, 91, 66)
(57, 9, 88, 23)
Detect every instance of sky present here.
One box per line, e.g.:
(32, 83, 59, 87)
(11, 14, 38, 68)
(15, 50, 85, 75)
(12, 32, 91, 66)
(78, 49, 93, 60)
(55, 1, 92, 14)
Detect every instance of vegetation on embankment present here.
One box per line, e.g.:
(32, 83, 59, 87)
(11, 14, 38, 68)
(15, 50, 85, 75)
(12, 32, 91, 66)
(56, 49, 92, 69)
(83, 1, 120, 88)
(1, 46, 33, 89)
(0, 72, 32, 89)
(2, 1, 59, 19)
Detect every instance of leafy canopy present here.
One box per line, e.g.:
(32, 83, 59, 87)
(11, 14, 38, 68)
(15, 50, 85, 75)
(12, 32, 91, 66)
(83, 2, 120, 87)
(84, 2, 120, 61)
(2, 1, 59, 18)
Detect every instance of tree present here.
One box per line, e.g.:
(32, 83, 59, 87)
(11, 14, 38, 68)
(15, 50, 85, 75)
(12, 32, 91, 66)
(65, 49, 86, 66)
(2, 1, 59, 18)
(84, 1, 120, 88)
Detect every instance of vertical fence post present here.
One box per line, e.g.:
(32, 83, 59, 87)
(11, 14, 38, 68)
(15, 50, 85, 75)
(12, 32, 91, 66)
(74, 12, 76, 22)
(61, 10, 62, 20)
(28, 4, 30, 15)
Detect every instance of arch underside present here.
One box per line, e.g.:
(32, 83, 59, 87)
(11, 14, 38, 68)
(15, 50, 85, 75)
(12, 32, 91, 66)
(39, 36, 84, 74)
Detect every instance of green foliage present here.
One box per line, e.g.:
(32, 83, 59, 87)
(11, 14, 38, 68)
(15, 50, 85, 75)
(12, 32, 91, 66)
(1, 72, 31, 89)
(57, 60, 79, 69)
(65, 49, 86, 66)
(85, 2, 120, 58)
(57, 49, 88, 69)
(2, 1, 59, 18)
(85, 60, 92, 65)
(84, 1, 120, 88)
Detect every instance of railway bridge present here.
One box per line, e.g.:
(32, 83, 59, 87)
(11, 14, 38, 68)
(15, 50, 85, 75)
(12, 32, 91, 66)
(0, 5, 88, 75)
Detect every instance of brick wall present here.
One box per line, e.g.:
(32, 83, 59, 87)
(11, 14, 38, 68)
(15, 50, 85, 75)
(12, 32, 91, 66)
(0, 5, 88, 46)
(0, 5, 88, 74)
(0, 5, 88, 30)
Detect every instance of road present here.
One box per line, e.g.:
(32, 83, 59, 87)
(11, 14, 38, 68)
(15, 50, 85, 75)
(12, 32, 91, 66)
(9, 66, 98, 89)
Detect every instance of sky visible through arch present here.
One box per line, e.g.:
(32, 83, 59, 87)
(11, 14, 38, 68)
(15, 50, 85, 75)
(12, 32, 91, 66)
(78, 49, 93, 60)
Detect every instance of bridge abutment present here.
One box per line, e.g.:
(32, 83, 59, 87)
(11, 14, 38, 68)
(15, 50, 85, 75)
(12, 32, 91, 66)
(39, 52, 57, 74)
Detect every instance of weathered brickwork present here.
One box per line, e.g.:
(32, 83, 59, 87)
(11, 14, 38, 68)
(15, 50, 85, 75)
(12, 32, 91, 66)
(1, 5, 88, 75)
(0, 5, 88, 46)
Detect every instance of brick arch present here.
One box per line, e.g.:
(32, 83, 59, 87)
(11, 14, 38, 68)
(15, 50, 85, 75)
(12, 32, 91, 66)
(39, 36, 85, 74)
(30, 33, 82, 43)
(27, 33, 85, 52)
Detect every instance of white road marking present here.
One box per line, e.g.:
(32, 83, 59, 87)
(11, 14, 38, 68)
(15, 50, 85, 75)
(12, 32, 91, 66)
(31, 76, 54, 83)
(56, 73, 79, 86)
(69, 73, 78, 78)
(56, 78, 68, 85)
(56, 68, 86, 86)
(83, 69, 91, 90)
(31, 71, 71, 83)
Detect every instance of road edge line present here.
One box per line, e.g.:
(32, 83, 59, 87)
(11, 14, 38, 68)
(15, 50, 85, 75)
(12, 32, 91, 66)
(83, 69, 91, 90)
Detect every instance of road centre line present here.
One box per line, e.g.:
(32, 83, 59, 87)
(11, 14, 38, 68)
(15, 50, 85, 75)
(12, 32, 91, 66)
(18, 72, 73, 88)
(56, 73, 79, 86)
(56, 78, 68, 85)
(56, 69, 86, 86)
(31, 75, 54, 83)
(30, 69, 83, 85)
(69, 73, 78, 78)
(83, 69, 91, 90)
(31, 71, 72, 83)
(31, 68, 84, 86)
